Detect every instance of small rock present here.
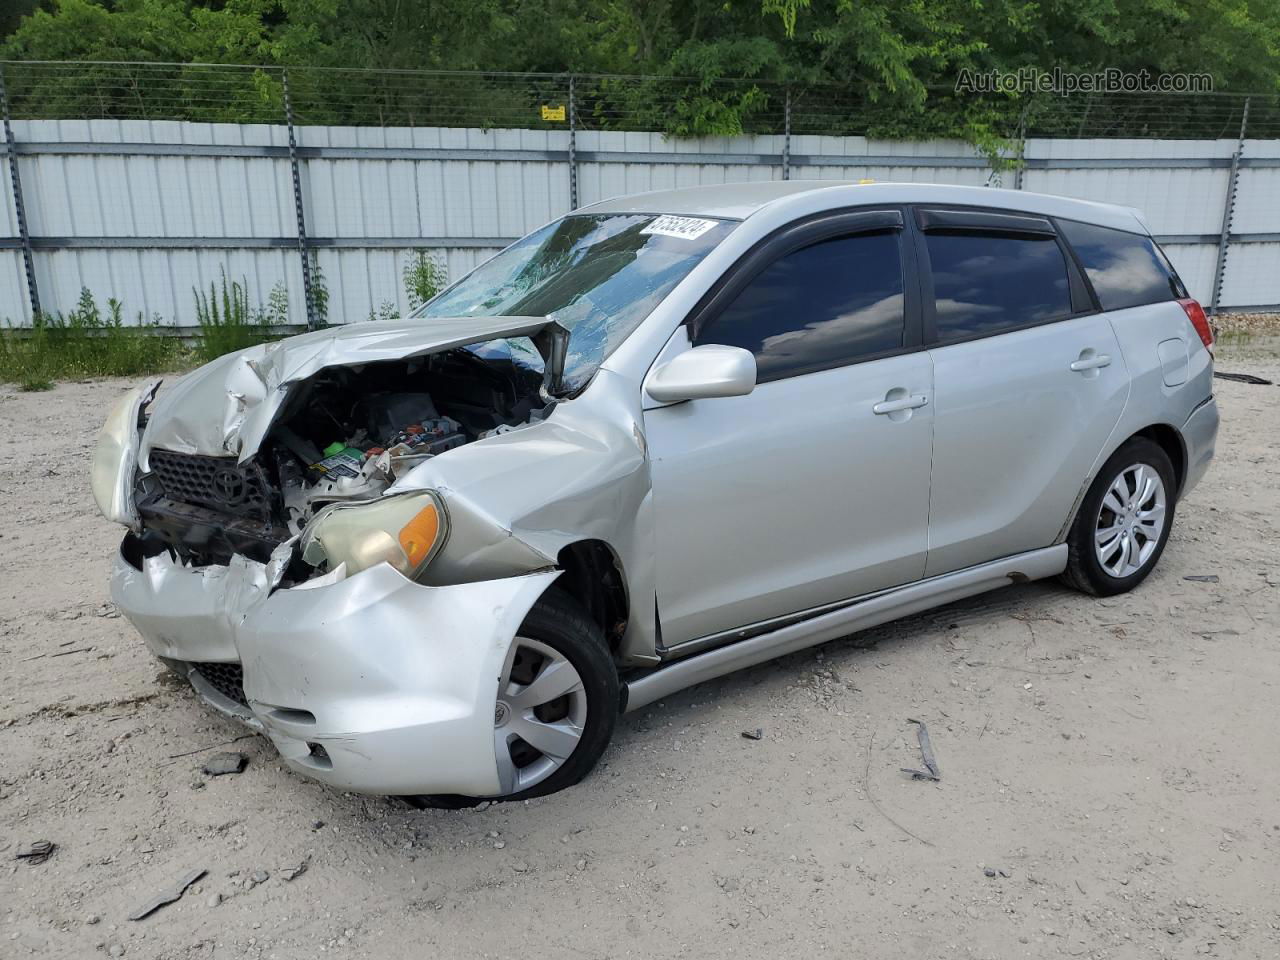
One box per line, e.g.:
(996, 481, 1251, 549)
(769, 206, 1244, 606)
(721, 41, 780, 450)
(512, 861, 529, 873)
(984, 868, 997, 878)
(85, 914, 101, 925)
(740, 728, 764, 741)
(310, 819, 325, 831)
(251, 870, 269, 884)
(202, 752, 247, 777)
(205, 893, 221, 908)
(108, 945, 125, 958)
(493, 840, 506, 849)
(281, 860, 309, 881)
(575, 859, 586, 871)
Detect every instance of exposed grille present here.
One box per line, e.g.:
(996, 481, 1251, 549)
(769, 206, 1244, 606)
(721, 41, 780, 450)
(148, 449, 274, 522)
(190, 661, 249, 707)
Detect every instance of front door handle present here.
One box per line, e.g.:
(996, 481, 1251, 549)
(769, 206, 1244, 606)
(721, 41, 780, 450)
(1070, 353, 1112, 372)
(872, 393, 929, 415)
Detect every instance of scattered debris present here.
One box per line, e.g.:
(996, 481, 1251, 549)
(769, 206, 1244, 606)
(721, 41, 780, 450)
(900, 718, 941, 782)
(166, 733, 256, 761)
(128, 868, 207, 921)
(740, 727, 764, 741)
(15, 840, 56, 865)
(201, 752, 248, 776)
(1183, 574, 1220, 583)
(863, 732, 932, 846)
(281, 858, 310, 881)
(1213, 371, 1272, 385)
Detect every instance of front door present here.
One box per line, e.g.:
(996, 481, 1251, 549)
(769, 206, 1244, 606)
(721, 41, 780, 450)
(643, 217, 935, 646)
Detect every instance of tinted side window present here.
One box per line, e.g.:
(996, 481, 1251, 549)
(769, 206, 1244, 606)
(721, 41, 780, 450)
(1059, 219, 1183, 310)
(925, 231, 1072, 341)
(696, 231, 904, 381)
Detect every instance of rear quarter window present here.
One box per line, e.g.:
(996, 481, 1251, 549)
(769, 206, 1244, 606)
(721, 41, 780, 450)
(1059, 219, 1185, 311)
(925, 230, 1073, 341)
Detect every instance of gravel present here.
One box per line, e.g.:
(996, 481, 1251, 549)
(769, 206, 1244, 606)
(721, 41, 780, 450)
(1, 354, 1277, 957)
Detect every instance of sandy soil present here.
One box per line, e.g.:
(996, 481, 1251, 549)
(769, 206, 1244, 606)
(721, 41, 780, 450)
(2, 352, 1278, 960)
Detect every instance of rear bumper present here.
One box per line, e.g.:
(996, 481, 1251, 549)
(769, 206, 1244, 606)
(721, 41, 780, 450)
(111, 541, 558, 796)
(1180, 395, 1219, 498)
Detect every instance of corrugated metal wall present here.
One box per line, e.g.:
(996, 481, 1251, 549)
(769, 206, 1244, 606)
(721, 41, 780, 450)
(1, 119, 1277, 327)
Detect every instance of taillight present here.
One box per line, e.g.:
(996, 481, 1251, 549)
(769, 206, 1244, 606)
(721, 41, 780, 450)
(1179, 298, 1214, 353)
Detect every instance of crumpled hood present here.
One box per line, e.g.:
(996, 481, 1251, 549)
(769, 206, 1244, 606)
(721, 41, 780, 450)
(139, 315, 552, 466)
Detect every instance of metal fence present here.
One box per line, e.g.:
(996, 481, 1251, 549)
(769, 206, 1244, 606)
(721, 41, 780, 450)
(1, 60, 1278, 328)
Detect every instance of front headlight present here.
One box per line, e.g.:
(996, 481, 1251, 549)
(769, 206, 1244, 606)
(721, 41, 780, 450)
(300, 490, 447, 580)
(90, 381, 158, 526)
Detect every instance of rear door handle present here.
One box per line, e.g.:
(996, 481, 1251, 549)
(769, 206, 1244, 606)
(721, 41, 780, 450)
(872, 394, 929, 415)
(1070, 353, 1112, 372)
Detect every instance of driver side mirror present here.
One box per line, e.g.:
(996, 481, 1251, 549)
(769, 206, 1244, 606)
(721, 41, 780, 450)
(645, 344, 757, 404)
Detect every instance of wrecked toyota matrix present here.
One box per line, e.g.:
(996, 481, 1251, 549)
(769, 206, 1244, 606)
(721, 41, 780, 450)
(97, 182, 1217, 804)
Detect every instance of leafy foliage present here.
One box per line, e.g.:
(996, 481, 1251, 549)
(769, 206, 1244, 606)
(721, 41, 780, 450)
(2, 0, 1277, 142)
(0, 288, 183, 388)
(192, 270, 271, 364)
(403, 252, 448, 311)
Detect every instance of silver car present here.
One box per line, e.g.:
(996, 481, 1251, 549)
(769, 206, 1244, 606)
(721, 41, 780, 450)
(95, 182, 1219, 804)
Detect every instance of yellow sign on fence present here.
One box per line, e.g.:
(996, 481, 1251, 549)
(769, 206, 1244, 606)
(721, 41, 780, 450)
(541, 104, 567, 122)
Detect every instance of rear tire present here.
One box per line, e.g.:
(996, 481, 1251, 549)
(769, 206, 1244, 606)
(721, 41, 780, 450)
(1061, 437, 1176, 597)
(407, 589, 618, 809)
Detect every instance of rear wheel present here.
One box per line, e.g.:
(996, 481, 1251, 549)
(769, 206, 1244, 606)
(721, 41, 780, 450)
(1062, 437, 1176, 597)
(409, 590, 618, 808)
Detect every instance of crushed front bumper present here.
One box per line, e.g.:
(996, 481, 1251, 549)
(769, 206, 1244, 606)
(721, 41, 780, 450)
(111, 540, 558, 796)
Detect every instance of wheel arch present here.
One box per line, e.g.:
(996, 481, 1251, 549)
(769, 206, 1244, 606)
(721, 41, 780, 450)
(1059, 422, 1188, 544)
(553, 539, 629, 653)
(1130, 423, 1187, 495)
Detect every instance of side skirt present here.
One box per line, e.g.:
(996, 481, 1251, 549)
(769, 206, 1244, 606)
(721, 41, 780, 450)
(623, 544, 1067, 713)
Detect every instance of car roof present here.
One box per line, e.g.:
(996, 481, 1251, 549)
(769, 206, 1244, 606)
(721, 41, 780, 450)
(581, 180, 1149, 233)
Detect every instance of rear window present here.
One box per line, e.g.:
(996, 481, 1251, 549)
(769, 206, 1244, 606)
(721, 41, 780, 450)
(925, 231, 1072, 341)
(1059, 219, 1184, 311)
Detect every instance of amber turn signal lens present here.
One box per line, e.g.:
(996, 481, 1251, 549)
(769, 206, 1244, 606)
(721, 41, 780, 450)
(398, 503, 440, 570)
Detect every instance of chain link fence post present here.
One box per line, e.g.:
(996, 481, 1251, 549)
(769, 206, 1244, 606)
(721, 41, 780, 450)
(1209, 97, 1249, 317)
(568, 74, 578, 210)
(782, 86, 792, 181)
(0, 65, 41, 323)
(1013, 99, 1032, 190)
(282, 68, 318, 329)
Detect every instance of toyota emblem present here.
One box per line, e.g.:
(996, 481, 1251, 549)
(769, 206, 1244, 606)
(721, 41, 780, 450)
(211, 466, 247, 505)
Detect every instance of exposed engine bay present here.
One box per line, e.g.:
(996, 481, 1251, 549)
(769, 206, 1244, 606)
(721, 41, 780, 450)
(133, 345, 551, 567)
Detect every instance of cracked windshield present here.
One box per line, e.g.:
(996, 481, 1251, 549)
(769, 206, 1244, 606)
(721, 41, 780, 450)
(417, 213, 737, 390)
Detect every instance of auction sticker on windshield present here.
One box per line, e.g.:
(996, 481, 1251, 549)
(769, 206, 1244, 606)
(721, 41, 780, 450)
(641, 215, 719, 240)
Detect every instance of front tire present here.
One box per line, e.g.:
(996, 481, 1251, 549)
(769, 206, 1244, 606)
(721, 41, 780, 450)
(409, 589, 618, 808)
(1061, 437, 1176, 597)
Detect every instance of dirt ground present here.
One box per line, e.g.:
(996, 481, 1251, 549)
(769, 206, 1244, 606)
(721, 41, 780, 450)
(2, 349, 1278, 960)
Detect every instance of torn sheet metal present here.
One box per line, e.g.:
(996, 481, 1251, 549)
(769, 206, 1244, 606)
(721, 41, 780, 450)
(138, 315, 553, 466)
(110, 540, 293, 663)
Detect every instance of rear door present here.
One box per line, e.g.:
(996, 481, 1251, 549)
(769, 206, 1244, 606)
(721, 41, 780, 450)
(915, 207, 1130, 577)
(644, 210, 935, 647)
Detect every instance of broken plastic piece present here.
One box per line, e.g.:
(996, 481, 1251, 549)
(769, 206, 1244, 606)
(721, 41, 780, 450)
(128, 868, 207, 921)
(202, 751, 248, 776)
(900, 718, 941, 781)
